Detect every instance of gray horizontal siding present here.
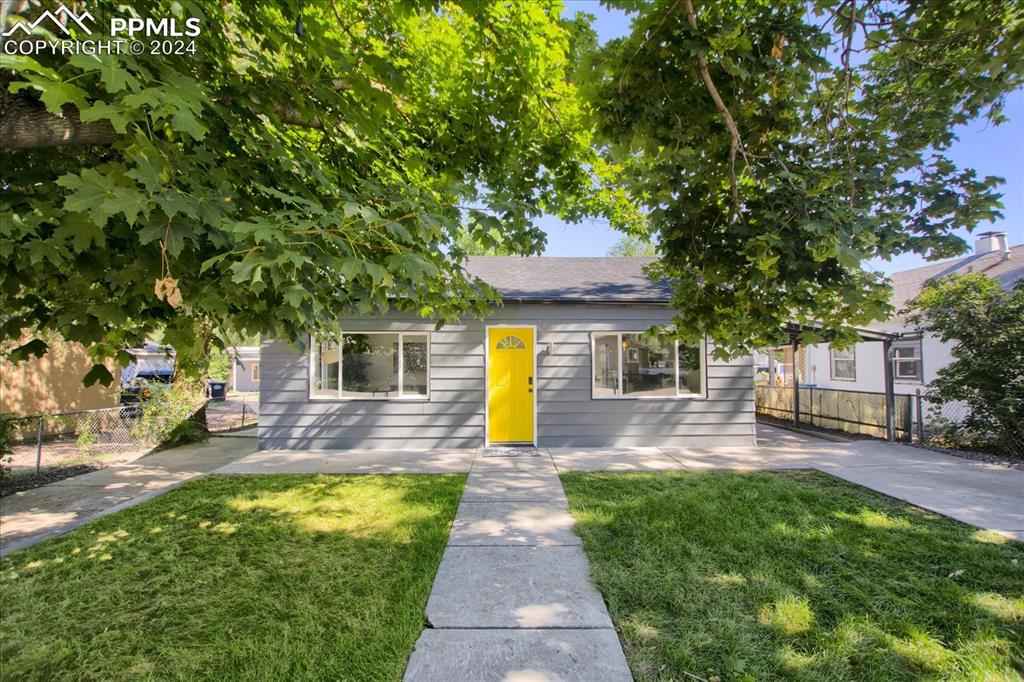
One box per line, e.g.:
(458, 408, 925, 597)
(259, 304, 755, 449)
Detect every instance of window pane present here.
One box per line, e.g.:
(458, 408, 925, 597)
(832, 348, 855, 379)
(895, 345, 918, 359)
(896, 360, 920, 380)
(593, 334, 619, 396)
(893, 340, 922, 380)
(312, 342, 340, 397)
(341, 333, 399, 398)
(622, 333, 677, 397)
(678, 342, 703, 395)
(834, 360, 855, 379)
(402, 335, 429, 397)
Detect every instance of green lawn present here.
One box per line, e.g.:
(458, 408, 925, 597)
(561, 470, 1024, 682)
(0, 474, 464, 681)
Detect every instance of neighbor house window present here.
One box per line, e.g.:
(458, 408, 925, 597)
(892, 339, 922, 382)
(250, 363, 260, 382)
(830, 347, 856, 381)
(310, 333, 429, 399)
(592, 332, 704, 398)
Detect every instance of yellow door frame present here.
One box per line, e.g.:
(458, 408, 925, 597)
(484, 324, 537, 446)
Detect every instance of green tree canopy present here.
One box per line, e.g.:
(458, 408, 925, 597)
(607, 234, 657, 257)
(585, 0, 1023, 352)
(451, 226, 517, 256)
(906, 274, 1024, 456)
(0, 1, 636, 382)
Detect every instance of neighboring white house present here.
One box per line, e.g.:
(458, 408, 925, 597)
(231, 346, 261, 392)
(795, 232, 1021, 419)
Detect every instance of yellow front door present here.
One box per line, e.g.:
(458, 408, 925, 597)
(487, 327, 535, 443)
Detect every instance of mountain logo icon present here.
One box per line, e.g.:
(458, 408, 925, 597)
(2, 4, 95, 37)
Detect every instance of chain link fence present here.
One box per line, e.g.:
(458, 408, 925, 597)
(206, 392, 258, 433)
(756, 384, 1023, 459)
(4, 405, 155, 476)
(2, 394, 257, 479)
(755, 385, 912, 441)
(918, 398, 1024, 458)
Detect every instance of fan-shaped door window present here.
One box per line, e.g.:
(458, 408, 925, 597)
(496, 335, 526, 350)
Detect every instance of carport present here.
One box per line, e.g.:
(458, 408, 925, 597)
(777, 323, 919, 442)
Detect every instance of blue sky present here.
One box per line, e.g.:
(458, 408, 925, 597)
(542, 2, 1024, 276)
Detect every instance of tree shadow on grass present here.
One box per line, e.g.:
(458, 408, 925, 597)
(561, 470, 1024, 682)
(0, 473, 465, 682)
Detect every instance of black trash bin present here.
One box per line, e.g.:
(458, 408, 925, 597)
(207, 380, 227, 401)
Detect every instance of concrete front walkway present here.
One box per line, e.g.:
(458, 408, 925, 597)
(404, 449, 632, 682)
(0, 435, 256, 555)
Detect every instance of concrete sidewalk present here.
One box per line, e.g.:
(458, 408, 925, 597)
(404, 449, 632, 682)
(0, 436, 256, 555)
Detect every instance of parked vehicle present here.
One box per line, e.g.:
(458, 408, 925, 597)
(120, 371, 173, 407)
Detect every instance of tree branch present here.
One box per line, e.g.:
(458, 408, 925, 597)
(0, 92, 119, 149)
(0, 81, 354, 149)
(682, 0, 748, 218)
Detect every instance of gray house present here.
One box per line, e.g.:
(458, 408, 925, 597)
(230, 346, 261, 393)
(258, 257, 755, 449)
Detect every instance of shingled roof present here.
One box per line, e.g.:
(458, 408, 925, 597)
(464, 256, 673, 303)
(889, 242, 1024, 313)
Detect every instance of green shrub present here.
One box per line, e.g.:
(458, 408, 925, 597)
(208, 350, 232, 382)
(76, 413, 98, 456)
(907, 275, 1024, 457)
(133, 380, 209, 449)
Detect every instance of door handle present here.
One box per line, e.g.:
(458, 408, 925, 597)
(528, 376, 533, 385)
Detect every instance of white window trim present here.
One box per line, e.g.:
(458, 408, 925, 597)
(892, 339, 923, 383)
(829, 347, 856, 382)
(250, 362, 260, 382)
(308, 332, 431, 401)
(590, 332, 708, 400)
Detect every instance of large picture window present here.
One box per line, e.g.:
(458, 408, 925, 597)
(310, 333, 429, 399)
(892, 339, 922, 382)
(830, 346, 856, 381)
(592, 331, 704, 399)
